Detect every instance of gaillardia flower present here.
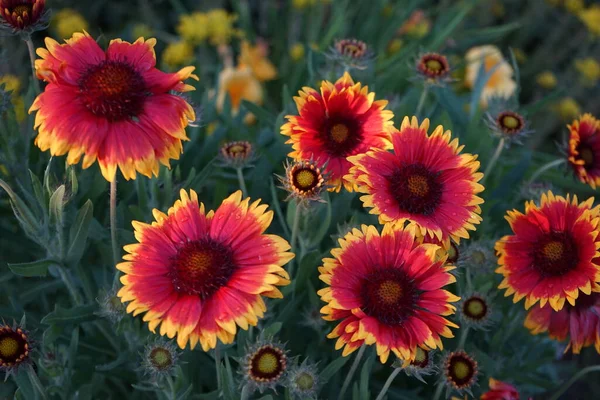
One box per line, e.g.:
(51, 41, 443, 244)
(219, 140, 255, 169)
(485, 110, 531, 146)
(30, 32, 198, 182)
(241, 339, 288, 394)
(567, 113, 600, 189)
(0, 0, 48, 34)
(281, 72, 394, 192)
(416, 52, 451, 83)
(480, 378, 520, 400)
(458, 293, 494, 330)
(347, 116, 484, 243)
(442, 350, 478, 396)
(465, 45, 516, 107)
(0, 322, 32, 375)
(496, 192, 600, 311)
(238, 40, 277, 82)
(525, 286, 600, 354)
(215, 66, 263, 124)
(318, 223, 459, 363)
(327, 38, 374, 70)
(278, 159, 327, 204)
(287, 358, 320, 400)
(141, 338, 180, 381)
(117, 190, 294, 351)
(393, 347, 437, 383)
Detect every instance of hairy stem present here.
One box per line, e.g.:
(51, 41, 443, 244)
(338, 345, 366, 400)
(548, 365, 600, 400)
(375, 367, 402, 400)
(527, 158, 566, 184)
(482, 138, 505, 185)
(236, 168, 248, 197)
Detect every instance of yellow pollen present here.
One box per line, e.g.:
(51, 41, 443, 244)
(229, 144, 246, 155)
(295, 372, 315, 390)
(187, 251, 213, 273)
(257, 352, 279, 374)
(377, 280, 402, 304)
(543, 241, 564, 262)
(0, 337, 19, 358)
(501, 115, 520, 130)
(465, 298, 485, 318)
(425, 59, 443, 72)
(295, 169, 316, 189)
(452, 360, 471, 380)
(330, 123, 349, 143)
(12, 5, 32, 16)
(580, 147, 595, 166)
(407, 175, 429, 197)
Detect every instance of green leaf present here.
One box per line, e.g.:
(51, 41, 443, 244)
(29, 170, 47, 216)
(41, 304, 97, 326)
(8, 259, 57, 277)
(176, 384, 194, 400)
(188, 157, 217, 191)
(428, 1, 476, 49)
(270, 178, 290, 237)
(66, 200, 94, 265)
(49, 185, 66, 227)
(241, 100, 276, 126)
(263, 322, 283, 337)
(321, 356, 350, 382)
(0, 178, 41, 236)
(305, 192, 332, 248)
(13, 368, 36, 400)
(359, 351, 375, 400)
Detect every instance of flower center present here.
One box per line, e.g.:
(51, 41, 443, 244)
(169, 239, 236, 299)
(578, 145, 595, 167)
(150, 347, 173, 370)
(501, 115, 519, 129)
(330, 123, 349, 143)
(452, 360, 471, 380)
(78, 60, 147, 121)
(533, 232, 578, 277)
(336, 39, 367, 58)
(471, 250, 486, 265)
(360, 267, 417, 326)
(0, 337, 18, 358)
(411, 347, 429, 368)
(12, 4, 32, 17)
(0, 327, 28, 365)
(447, 242, 459, 263)
(249, 346, 286, 382)
(293, 168, 318, 191)
(425, 59, 443, 72)
(228, 144, 246, 155)
(497, 111, 524, 134)
(446, 353, 477, 388)
(388, 164, 443, 216)
(463, 297, 487, 320)
(295, 372, 315, 390)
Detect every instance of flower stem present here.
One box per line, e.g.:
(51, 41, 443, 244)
(23, 35, 40, 94)
(482, 138, 505, 185)
(527, 158, 566, 184)
(240, 383, 252, 400)
(27, 364, 47, 400)
(110, 179, 119, 286)
(338, 345, 366, 400)
(165, 374, 177, 400)
(548, 365, 600, 400)
(215, 344, 222, 394)
(236, 168, 248, 197)
(432, 381, 445, 400)
(288, 201, 301, 278)
(458, 326, 470, 349)
(57, 266, 83, 306)
(375, 367, 402, 400)
(415, 85, 430, 117)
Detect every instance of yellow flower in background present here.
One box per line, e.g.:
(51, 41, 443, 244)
(555, 97, 581, 121)
(293, 0, 317, 10)
(132, 23, 152, 39)
(238, 41, 277, 82)
(579, 5, 600, 37)
(162, 41, 195, 68)
(290, 43, 305, 62)
(398, 9, 431, 38)
(206, 9, 237, 45)
(536, 71, 557, 89)
(564, 0, 584, 13)
(52, 8, 89, 39)
(465, 45, 517, 107)
(177, 12, 209, 45)
(0, 75, 21, 93)
(387, 38, 403, 55)
(216, 66, 263, 124)
(575, 58, 600, 87)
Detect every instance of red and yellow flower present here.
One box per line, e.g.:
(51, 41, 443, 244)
(281, 72, 394, 192)
(480, 378, 519, 400)
(0, 0, 47, 33)
(567, 113, 600, 189)
(525, 285, 600, 354)
(117, 189, 294, 351)
(318, 223, 459, 363)
(30, 32, 198, 182)
(346, 116, 484, 243)
(496, 192, 600, 311)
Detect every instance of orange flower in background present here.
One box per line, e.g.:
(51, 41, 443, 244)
(281, 72, 394, 192)
(480, 378, 520, 400)
(216, 66, 263, 123)
(496, 192, 600, 311)
(465, 45, 516, 107)
(30, 32, 198, 181)
(118, 190, 294, 351)
(346, 117, 484, 243)
(567, 113, 600, 188)
(318, 223, 459, 363)
(238, 40, 277, 82)
(525, 286, 600, 354)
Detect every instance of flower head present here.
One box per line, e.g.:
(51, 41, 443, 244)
(287, 358, 320, 399)
(574, 58, 600, 87)
(525, 287, 600, 354)
(241, 339, 288, 394)
(554, 97, 581, 121)
(290, 43, 305, 62)
(457, 240, 495, 274)
(416, 52, 451, 84)
(579, 5, 600, 37)
(496, 191, 600, 311)
(206, 9, 238, 46)
(318, 223, 459, 363)
(238, 40, 277, 82)
(278, 159, 327, 204)
(347, 116, 484, 243)
(51, 8, 88, 39)
(162, 41, 195, 69)
(458, 293, 494, 330)
(97, 286, 127, 324)
(30, 32, 198, 182)
(216, 66, 263, 123)
(442, 350, 479, 396)
(393, 347, 437, 383)
(485, 110, 531, 145)
(480, 378, 520, 400)
(536, 71, 557, 89)
(0, 321, 32, 376)
(176, 12, 209, 45)
(141, 338, 179, 381)
(117, 190, 293, 350)
(398, 10, 430, 38)
(219, 141, 256, 169)
(282, 72, 394, 192)
(0, 0, 48, 34)
(465, 45, 517, 107)
(567, 113, 600, 188)
(327, 38, 374, 71)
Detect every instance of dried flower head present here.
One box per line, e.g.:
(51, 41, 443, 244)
(519, 181, 556, 202)
(442, 350, 479, 396)
(393, 347, 437, 383)
(219, 141, 256, 168)
(0, 0, 49, 34)
(457, 241, 495, 274)
(287, 358, 320, 399)
(327, 38, 374, 70)
(97, 287, 126, 324)
(416, 52, 451, 83)
(141, 338, 179, 381)
(0, 320, 32, 377)
(458, 293, 494, 330)
(278, 159, 327, 204)
(241, 339, 288, 394)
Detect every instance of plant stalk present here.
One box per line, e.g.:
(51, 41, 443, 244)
(527, 158, 565, 184)
(415, 85, 430, 117)
(375, 367, 402, 400)
(110, 179, 119, 284)
(236, 167, 248, 197)
(24, 35, 41, 94)
(548, 365, 600, 400)
(482, 138, 505, 185)
(338, 345, 367, 400)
